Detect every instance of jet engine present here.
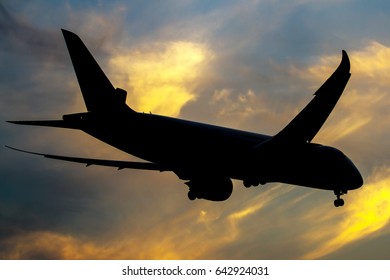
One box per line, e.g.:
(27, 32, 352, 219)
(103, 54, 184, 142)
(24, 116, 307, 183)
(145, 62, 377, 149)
(186, 177, 233, 201)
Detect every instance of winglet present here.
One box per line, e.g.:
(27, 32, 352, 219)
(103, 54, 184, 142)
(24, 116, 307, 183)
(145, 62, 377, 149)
(341, 50, 350, 72)
(314, 50, 350, 97)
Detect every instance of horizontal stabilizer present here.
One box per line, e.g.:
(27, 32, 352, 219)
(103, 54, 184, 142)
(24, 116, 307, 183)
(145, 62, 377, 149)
(5, 146, 169, 171)
(7, 120, 79, 129)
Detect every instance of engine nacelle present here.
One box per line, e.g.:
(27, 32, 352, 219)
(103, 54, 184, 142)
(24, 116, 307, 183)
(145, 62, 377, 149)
(186, 177, 233, 201)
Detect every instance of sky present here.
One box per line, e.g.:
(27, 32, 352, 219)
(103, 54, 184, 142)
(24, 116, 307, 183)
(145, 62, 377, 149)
(1, 0, 390, 260)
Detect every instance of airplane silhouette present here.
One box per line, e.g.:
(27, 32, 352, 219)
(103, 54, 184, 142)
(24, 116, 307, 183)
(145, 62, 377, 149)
(7, 29, 363, 207)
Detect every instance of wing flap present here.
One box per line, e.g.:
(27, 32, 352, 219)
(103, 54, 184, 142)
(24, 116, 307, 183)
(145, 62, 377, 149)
(6, 146, 168, 171)
(273, 50, 351, 144)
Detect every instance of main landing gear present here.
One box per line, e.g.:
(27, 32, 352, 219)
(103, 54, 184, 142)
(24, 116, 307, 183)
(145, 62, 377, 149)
(243, 179, 266, 188)
(188, 190, 197, 200)
(334, 189, 347, 207)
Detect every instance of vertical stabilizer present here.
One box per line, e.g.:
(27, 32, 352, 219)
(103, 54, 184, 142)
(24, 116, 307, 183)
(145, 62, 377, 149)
(62, 29, 132, 113)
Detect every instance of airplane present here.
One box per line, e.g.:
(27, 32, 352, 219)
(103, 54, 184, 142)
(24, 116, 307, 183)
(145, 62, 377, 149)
(6, 29, 363, 207)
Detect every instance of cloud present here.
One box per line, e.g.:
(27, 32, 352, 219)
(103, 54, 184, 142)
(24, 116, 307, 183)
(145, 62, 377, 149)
(8, 169, 388, 260)
(0, 183, 295, 260)
(173, 42, 390, 259)
(288, 42, 390, 171)
(302, 166, 390, 259)
(202, 41, 389, 170)
(0, 231, 114, 260)
(206, 88, 289, 133)
(109, 40, 213, 116)
(0, 2, 63, 59)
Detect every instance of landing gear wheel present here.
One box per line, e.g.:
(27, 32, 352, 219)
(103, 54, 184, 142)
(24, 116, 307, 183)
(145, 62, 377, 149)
(243, 179, 262, 188)
(188, 191, 197, 200)
(333, 189, 346, 207)
(334, 198, 344, 207)
(243, 180, 252, 188)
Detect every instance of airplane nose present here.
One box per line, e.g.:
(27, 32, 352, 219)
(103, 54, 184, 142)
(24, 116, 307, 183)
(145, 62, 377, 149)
(350, 165, 363, 189)
(353, 169, 364, 188)
(343, 154, 363, 189)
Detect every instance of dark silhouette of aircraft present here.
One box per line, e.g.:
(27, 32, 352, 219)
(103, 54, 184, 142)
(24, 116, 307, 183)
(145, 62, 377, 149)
(7, 29, 363, 207)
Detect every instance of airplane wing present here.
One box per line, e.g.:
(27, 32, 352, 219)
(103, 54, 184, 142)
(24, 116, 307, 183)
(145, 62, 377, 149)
(272, 50, 351, 144)
(5, 146, 169, 171)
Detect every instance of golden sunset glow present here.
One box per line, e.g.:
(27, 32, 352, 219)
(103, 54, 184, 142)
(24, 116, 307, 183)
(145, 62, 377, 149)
(303, 167, 390, 259)
(303, 41, 390, 81)
(110, 41, 212, 116)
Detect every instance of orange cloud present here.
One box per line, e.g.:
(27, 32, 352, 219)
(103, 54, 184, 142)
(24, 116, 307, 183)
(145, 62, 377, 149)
(0, 229, 187, 259)
(4, 168, 388, 260)
(0, 184, 294, 260)
(1, 231, 110, 259)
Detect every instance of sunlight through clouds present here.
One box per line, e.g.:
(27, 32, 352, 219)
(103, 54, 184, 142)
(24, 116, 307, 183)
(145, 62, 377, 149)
(109, 41, 213, 116)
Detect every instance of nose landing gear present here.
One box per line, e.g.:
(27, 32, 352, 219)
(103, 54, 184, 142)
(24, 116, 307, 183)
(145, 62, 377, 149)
(334, 189, 347, 207)
(334, 198, 344, 207)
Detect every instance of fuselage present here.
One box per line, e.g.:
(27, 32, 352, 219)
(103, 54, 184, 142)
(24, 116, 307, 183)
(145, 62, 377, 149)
(71, 110, 363, 192)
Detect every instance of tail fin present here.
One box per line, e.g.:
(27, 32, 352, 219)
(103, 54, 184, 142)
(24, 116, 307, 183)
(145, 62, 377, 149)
(61, 29, 134, 113)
